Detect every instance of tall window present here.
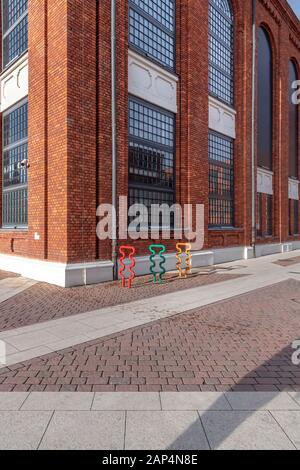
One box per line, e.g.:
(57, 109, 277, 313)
(257, 27, 273, 236)
(257, 27, 273, 170)
(209, 132, 234, 227)
(2, 101, 28, 228)
(289, 60, 299, 236)
(129, 0, 176, 70)
(209, 0, 234, 105)
(2, 0, 28, 69)
(289, 60, 299, 179)
(128, 97, 175, 227)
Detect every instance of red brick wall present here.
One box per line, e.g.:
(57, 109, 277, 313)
(0, 0, 299, 264)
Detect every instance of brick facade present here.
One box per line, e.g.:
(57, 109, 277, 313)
(0, 0, 299, 284)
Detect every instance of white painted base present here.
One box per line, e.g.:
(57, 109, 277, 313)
(0, 254, 113, 288)
(1, 241, 300, 287)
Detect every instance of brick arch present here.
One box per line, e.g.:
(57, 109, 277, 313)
(290, 56, 300, 78)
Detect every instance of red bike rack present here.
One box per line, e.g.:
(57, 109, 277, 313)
(118, 246, 136, 288)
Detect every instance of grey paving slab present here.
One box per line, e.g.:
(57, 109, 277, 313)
(271, 411, 300, 450)
(46, 335, 91, 352)
(200, 411, 295, 450)
(125, 411, 209, 450)
(39, 411, 125, 450)
(21, 392, 94, 411)
(0, 411, 52, 450)
(6, 330, 59, 351)
(161, 392, 230, 411)
(288, 392, 300, 407)
(0, 278, 37, 304)
(93, 392, 161, 411)
(0, 392, 29, 410)
(4, 346, 53, 367)
(225, 392, 300, 411)
(45, 322, 95, 340)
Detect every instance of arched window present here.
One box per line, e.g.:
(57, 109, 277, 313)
(289, 60, 299, 236)
(208, 0, 234, 105)
(289, 60, 299, 179)
(257, 27, 273, 170)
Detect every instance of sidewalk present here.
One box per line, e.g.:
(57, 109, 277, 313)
(0, 391, 299, 450)
(0, 250, 300, 369)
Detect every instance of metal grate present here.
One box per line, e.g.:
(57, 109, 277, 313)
(209, 132, 234, 227)
(129, 0, 175, 70)
(2, 0, 28, 68)
(128, 97, 175, 228)
(2, 101, 28, 228)
(209, 0, 234, 105)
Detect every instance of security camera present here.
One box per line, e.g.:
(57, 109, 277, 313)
(17, 159, 29, 169)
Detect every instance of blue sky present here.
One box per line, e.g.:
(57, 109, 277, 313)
(288, 0, 300, 18)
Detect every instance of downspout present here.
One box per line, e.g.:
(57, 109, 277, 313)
(251, 0, 257, 257)
(111, 0, 118, 280)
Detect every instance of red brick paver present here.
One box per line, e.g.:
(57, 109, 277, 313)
(0, 271, 243, 331)
(1, 279, 300, 392)
(0, 271, 19, 281)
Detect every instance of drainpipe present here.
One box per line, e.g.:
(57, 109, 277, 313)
(111, 0, 118, 280)
(251, 0, 257, 257)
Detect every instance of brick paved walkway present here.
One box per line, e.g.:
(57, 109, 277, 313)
(0, 271, 19, 281)
(1, 279, 300, 392)
(0, 271, 242, 331)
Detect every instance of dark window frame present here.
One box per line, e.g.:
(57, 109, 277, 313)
(2, 0, 28, 69)
(208, 0, 234, 106)
(128, 96, 176, 229)
(266, 194, 273, 236)
(289, 59, 299, 179)
(128, 0, 176, 72)
(257, 26, 273, 171)
(209, 130, 235, 228)
(2, 98, 28, 229)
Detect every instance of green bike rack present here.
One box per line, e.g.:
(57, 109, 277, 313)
(149, 244, 167, 284)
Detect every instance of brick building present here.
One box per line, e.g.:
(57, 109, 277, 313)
(0, 0, 299, 287)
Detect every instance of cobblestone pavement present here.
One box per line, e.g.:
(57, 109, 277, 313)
(0, 271, 243, 331)
(1, 279, 300, 392)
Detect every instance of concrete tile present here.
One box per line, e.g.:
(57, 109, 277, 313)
(84, 326, 124, 341)
(39, 411, 125, 450)
(125, 411, 209, 450)
(201, 411, 295, 450)
(161, 392, 230, 411)
(0, 411, 52, 450)
(288, 392, 300, 407)
(93, 392, 161, 411)
(45, 322, 94, 340)
(80, 315, 117, 329)
(225, 392, 300, 410)
(0, 343, 19, 355)
(46, 335, 90, 352)
(0, 392, 29, 410)
(271, 411, 300, 449)
(5, 346, 53, 367)
(6, 330, 59, 352)
(21, 392, 94, 411)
